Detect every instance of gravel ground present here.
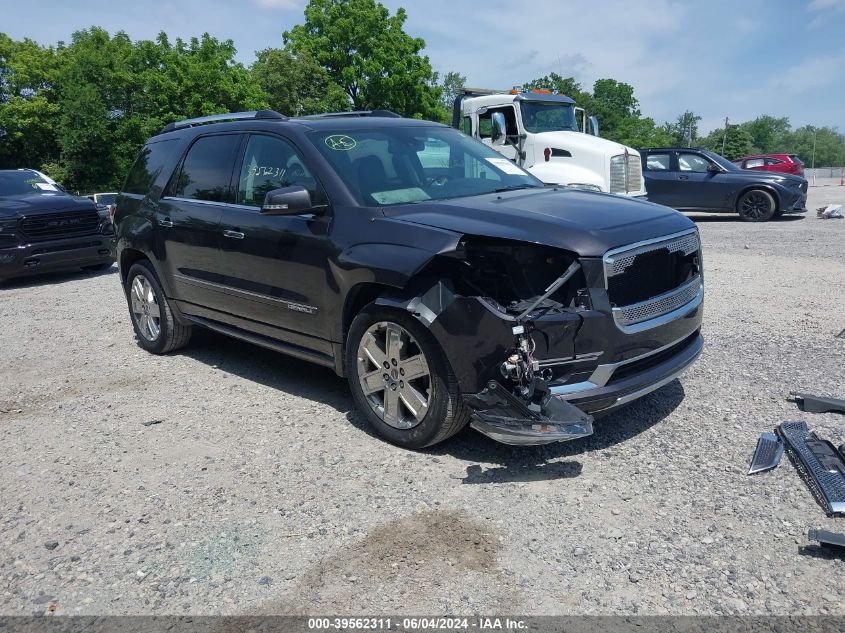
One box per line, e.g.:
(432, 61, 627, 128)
(1, 188, 844, 616)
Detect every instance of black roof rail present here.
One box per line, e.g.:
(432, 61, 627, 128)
(158, 110, 287, 134)
(300, 110, 402, 119)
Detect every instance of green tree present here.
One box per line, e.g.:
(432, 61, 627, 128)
(522, 73, 591, 105)
(700, 123, 754, 160)
(251, 48, 347, 116)
(790, 125, 845, 167)
(740, 115, 791, 154)
(283, 0, 443, 119)
(438, 70, 466, 121)
(662, 111, 702, 147)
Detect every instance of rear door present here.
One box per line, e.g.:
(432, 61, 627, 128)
(640, 151, 676, 206)
(155, 133, 242, 309)
(214, 133, 333, 349)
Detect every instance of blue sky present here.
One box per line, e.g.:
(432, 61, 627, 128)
(2, 0, 844, 134)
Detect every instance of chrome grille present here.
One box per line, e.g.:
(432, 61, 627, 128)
(609, 155, 625, 193)
(609, 153, 643, 194)
(626, 154, 642, 192)
(604, 229, 703, 332)
(613, 277, 702, 329)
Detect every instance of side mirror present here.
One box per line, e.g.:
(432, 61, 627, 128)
(491, 112, 507, 146)
(707, 163, 722, 174)
(261, 185, 315, 215)
(588, 115, 600, 137)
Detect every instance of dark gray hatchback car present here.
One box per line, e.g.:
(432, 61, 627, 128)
(115, 110, 704, 449)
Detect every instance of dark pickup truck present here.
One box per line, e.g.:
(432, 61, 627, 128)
(115, 110, 704, 449)
(0, 169, 115, 283)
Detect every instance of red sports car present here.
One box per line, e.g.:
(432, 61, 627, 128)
(733, 153, 804, 176)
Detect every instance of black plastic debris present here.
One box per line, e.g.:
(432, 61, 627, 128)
(808, 528, 845, 550)
(787, 392, 845, 415)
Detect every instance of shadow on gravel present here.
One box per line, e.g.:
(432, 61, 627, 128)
(798, 545, 845, 561)
(0, 264, 117, 290)
(461, 460, 582, 484)
(182, 329, 354, 416)
(684, 213, 805, 223)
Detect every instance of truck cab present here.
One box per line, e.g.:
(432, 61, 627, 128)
(453, 88, 647, 198)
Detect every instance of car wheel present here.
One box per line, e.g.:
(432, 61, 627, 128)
(737, 189, 776, 222)
(345, 305, 469, 449)
(125, 261, 191, 354)
(82, 262, 114, 272)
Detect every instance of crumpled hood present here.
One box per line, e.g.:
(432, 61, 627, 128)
(384, 187, 694, 257)
(0, 193, 97, 219)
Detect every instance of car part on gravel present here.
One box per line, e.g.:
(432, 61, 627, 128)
(787, 392, 845, 415)
(837, 328, 845, 339)
(777, 421, 845, 516)
(464, 380, 593, 446)
(808, 527, 845, 550)
(747, 431, 784, 475)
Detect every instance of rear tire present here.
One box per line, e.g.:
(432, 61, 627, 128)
(125, 260, 191, 354)
(737, 189, 776, 222)
(345, 305, 469, 449)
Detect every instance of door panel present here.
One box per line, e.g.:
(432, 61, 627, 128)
(215, 134, 333, 342)
(641, 152, 676, 207)
(154, 133, 241, 308)
(675, 152, 727, 210)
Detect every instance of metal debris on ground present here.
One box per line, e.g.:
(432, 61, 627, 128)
(816, 204, 843, 219)
(808, 528, 845, 550)
(141, 419, 164, 427)
(748, 431, 784, 475)
(787, 392, 845, 415)
(778, 420, 845, 516)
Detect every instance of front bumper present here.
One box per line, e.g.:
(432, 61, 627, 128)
(0, 234, 116, 281)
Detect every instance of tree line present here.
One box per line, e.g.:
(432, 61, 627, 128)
(2, 0, 844, 193)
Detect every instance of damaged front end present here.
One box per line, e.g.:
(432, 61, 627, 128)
(378, 237, 598, 446)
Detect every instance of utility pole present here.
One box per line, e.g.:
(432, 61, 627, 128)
(810, 126, 817, 186)
(721, 116, 729, 155)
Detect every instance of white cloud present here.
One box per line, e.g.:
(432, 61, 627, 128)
(251, 0, 303, 10)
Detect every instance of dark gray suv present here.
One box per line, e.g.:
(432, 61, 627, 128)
(115, 110, 704, 449)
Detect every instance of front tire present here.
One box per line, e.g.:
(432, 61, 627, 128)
(125, 261, 191, 354)
(345, 305, 469, 449)
(737, 189, 776, 222)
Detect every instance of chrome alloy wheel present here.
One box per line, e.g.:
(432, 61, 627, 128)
(130, 274, 161, 341)
(357, 321, 431, 429)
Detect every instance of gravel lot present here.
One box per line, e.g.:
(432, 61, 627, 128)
(1, 187, 844, 616)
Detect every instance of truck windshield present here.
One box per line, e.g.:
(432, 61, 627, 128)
(309, 125, 543, 206)
(520, 102, 579, 133)
(0, 170, 60, 196)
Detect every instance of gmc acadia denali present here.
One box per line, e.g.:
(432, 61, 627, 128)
(115, 110, 704, 449)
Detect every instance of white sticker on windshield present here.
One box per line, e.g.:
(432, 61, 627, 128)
(35, 183, 59, 191)
(485, 157, 528, 176)
(371, 188, 431, 205)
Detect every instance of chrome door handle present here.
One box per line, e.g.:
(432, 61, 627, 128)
(678, 175, 689, 180)
(222, 229, 244, 239)
(158, 218, 173, 227)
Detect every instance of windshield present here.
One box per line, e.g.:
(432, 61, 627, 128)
(0, 170, 61, 196)
(703, 150, 740, 171)
(309, 125, 543, 206)
(98, 193, 118, 205)
(520, 102, 579, 133)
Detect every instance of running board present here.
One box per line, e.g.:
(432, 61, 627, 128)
(185, 315, 335, 369)
(778, 421, 845, 516)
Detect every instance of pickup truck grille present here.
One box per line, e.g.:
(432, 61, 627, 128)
(604, 230, 702, 331)
(20, 210, 101, 242)
(609, 153, 643, 194)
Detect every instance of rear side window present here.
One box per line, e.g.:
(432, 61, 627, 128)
(172, 135, 240, 202)
(645, 153, 670, 171)
(789, 154, 803, 164)
(765, 158, 783, 165)
(123, 139, 178, 196)
(744, 158, 765, 168)
(678, 153, 711, 172)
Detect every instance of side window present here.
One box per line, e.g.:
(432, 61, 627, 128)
(677, 153, 711, 173)
(237, 135, 317, 207)
(478, 113, 492, 138)
(461, 116, 472, 135)
(765, 158, 783, 165)
(172, 135, 240, 202)
(123, 139, 178, 196)
(745, 158, 765, 168)
(645, 153, 671, 171)
(477, 107, 517, 139)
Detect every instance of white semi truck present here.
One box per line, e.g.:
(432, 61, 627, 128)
(452, 87, 646, 197)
